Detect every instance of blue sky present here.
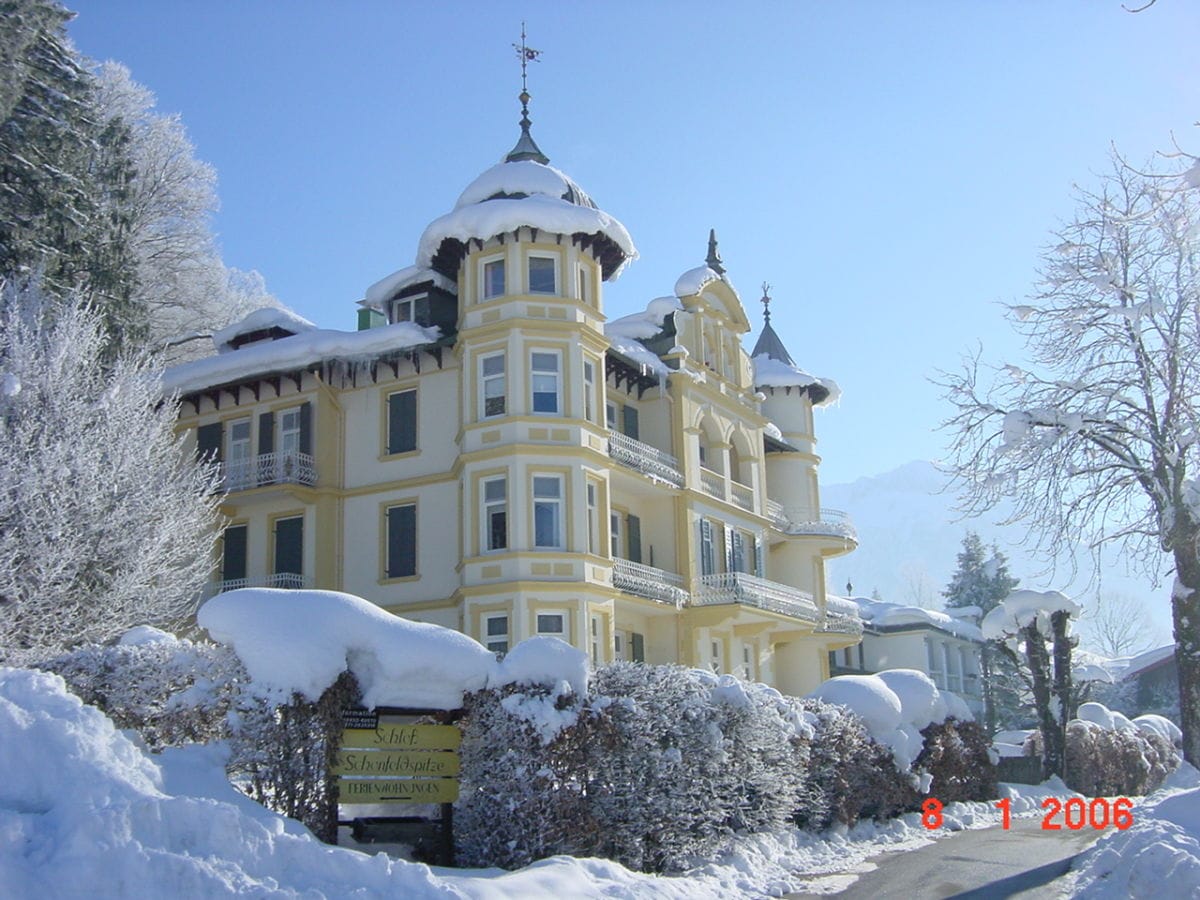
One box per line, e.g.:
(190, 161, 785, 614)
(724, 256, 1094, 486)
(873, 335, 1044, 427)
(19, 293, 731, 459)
(67, 1, 1200, 488)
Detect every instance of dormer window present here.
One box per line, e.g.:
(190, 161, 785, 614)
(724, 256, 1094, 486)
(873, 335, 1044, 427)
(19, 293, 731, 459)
(528, 255, 556, 294)
(391, 297, 414, 323)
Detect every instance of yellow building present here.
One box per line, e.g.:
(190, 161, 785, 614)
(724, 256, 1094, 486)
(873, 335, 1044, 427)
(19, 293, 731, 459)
(165, 112, 861, 696)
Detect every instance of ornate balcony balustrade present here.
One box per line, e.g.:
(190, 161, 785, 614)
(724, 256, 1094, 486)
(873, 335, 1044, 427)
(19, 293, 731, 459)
(221, 451, 316, 492)
(205, 573, 312, 597)
(612, 557, 688, 606)
(818, 611, 865, 636)
(699, 466, 725, 500)
(694, 572, 821, 624)
(730, 480, 754, 512)
(607, 432, 684, 488)
(766, 501, 856, 542)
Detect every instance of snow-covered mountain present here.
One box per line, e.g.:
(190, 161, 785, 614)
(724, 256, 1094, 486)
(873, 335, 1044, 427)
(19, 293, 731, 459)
(822, 460, 1173, 636)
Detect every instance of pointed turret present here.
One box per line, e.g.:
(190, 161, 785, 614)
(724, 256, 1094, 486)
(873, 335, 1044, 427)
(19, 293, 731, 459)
(706, 228, 725, 275)
(750, 283, 796, 367)
(505, 89, 550, 165)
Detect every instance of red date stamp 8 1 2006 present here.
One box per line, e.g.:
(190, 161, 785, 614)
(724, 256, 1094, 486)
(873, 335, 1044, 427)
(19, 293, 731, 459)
(920, 797, 1134, 831)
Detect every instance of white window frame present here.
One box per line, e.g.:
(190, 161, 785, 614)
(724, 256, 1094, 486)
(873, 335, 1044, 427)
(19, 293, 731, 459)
(279, 407, 302, 456)
(530, 350, 561, 415)
(711, 638, 724, 673)
(535, 610, 567, 637)
(480, 352, 506, 418)
(614, 630, 627, 661)
(482, 255, 505, 300)
(742, 643, 754, 680)
(483, 613, 509, 655)
(527, 252, 558, 295)
(590, 614, 602, 664)
(583, 359, 596, 423)
(533, 475, 564, 549)
(577, 264, 589, 304)
(482, 476, 507, 553)
(610, 511, 623, 558)
(391, 296, 415, 323)
(586, 481, 600, 555)
(605, 400, 618, 431)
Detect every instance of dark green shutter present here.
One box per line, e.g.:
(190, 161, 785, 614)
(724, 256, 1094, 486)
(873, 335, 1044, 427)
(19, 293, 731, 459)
(197, 422, 223, 462)
(298, 402, 312, 454)
(274, 517, 303, 575)
(222, 525, 247, 581)
(387, 390, 417, 454)
(258, 411, 274, 454)
(731, 530, 745, 573)
(387, 505, 417, 578)
(626, 514, 642, 564)
(631, 632, 645, 663)
(700, 519, 714, 576)
(622, 404, 639, 440)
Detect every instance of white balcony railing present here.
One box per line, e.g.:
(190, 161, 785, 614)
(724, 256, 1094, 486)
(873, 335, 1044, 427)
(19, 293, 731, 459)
(607, 432, 684, 487)
(766, 503, 856, 542)
(730, 480, 754, 512)
(818, 611, 865, 636)
(221, 451, 317, 492)
(693, 572, 821, 624)
(612, 557, 688, 607)
(699, 466, 725, 500)
(205, 573, 312, 597)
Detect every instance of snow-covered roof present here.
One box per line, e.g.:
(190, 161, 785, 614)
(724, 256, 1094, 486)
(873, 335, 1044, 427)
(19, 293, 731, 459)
(161, 321, 440, 396)
(362, 265, 456, 310)
(606, 334, 671, 378)
(753, 354, 842, 407)
(675, 265, 724, 298)
(1122, 644, 1176, 679)
(417, 157, 637, 282)
(606, 296, 682, 341)
(842, 595, 984, 642)
(454, 160, 597, 211)
(212, 307, 316, 353)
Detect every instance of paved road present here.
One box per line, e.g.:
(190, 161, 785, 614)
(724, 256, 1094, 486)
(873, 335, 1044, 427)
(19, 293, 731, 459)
(786, 816, 1103, 899)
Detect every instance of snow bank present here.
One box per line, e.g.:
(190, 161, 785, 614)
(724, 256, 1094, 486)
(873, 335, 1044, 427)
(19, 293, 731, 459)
(752, 354, 842, 407)
(492, 635, 588, 698)
(1067, 781, 1200, 899)
(1135, 714, 1184, 745)
(162, 321, 440, 395)
(1075, 701, 1136, 733)
(875, 669, 944, 731)
(363, 264, 457, 308)
(198, 588, 497, 709)
(212, 306, 317, 352)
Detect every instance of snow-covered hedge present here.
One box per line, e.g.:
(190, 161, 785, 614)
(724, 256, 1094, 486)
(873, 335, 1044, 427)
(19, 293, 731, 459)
(1063, 702, 1181, 797)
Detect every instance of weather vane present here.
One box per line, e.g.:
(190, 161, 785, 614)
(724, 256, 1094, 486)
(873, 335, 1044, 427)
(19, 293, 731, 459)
(761, 282, 773, 324)
(513, 23, 542, 97)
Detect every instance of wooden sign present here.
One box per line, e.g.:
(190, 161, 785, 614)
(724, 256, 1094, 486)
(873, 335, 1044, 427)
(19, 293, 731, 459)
(341, 724, 461, 751)
(338, 777, 460, 804)
(333, 750, 460, 778)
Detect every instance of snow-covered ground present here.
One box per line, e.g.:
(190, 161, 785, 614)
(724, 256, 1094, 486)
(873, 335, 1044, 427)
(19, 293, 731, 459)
(8, 664, 1192, 899)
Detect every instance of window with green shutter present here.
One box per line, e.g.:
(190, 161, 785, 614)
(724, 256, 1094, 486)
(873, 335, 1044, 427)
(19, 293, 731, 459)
(386, 504, 417, 578)
(273, 516, 303, 576)
(221, 525, 247, 582)
(387, 389, 417, 454)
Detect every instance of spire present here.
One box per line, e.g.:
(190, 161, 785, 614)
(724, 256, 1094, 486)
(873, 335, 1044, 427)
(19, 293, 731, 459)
(750, 280, 796, 366)
(706, 228, 725, 274)
(505, 23, 550, 165)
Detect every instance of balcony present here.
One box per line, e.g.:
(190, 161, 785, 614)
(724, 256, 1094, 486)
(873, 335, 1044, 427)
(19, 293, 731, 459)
(698, 467, 755, 513)
(819, 611, 865, 636)
(699, 466, 725, 499)
(221, 451, 316, 492)
(205, 573, 313, 597)
(612, 557, 688, 607)
(766, 500, 856, 542)
(607, 432, 684, 488)
(693, 572, 821, 624)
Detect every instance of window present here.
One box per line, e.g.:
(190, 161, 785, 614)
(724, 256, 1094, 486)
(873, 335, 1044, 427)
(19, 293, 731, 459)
(577, 265, 589, 305)
(385, 503, 416, 578)
(391, 297, 415, 323)
(731, 530, 746, 574)
(536, 612, 565, 636)
(605, 401, 618, 431)
(483, 258, 505, 299)
(583, 360, 595, 423)
(614, 631, 626, 661)
(742, 644, 753, 680)
(483, 477, 507, 552)
(531, 352, 560, 414)
(273, 516, 303, 578)
(631, 632, 645, 663)
(481, 353, 506, 417)
(484, 614, 509, 655)
(533, 475, 564, 549)
(610, 511, 623, 558)
(386, 389, 417, 454)
(528, 255, 556, 294)
(221, 524, 247, 583)
(711, 639, 723, 673)
(280, 408, 303, 461)
(227, 418, 252, 489)
(699, 519, 716, 575)
(590, 615, 601, 664)
(586, 482, 600, 555)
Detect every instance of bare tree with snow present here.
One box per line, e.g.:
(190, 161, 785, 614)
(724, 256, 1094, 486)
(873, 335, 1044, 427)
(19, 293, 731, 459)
(941, 152, 1200, 765)
(1079, 589, 1162, 658)
(0, 278, 221, 663)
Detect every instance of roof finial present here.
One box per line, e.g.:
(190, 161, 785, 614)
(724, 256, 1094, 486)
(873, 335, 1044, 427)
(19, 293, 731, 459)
(506, 23, 549, 165)
(706, 228, 725, 275)
(761, 282, 772, 324)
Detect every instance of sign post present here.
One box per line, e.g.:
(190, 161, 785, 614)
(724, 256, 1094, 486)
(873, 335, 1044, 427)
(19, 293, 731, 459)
(336, 707, 461, 865)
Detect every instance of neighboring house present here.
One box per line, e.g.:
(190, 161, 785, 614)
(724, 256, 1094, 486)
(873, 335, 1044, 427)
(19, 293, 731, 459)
(828, 595, 985, 713)
(164, 111, 861, 696)
(1120, 645, 1179, 718)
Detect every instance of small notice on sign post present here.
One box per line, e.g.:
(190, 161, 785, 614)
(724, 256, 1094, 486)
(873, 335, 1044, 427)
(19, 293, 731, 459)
(337, 777, 459, 804)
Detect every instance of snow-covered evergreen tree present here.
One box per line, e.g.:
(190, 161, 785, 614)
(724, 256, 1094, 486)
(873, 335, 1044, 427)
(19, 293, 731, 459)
(0, 279, 221, 663)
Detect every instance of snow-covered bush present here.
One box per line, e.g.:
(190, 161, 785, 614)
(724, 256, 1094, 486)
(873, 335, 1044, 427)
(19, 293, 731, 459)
(912, 718, 998, 803)
(1063, 702, 1180, 797)
(41, 628, 240, 750)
